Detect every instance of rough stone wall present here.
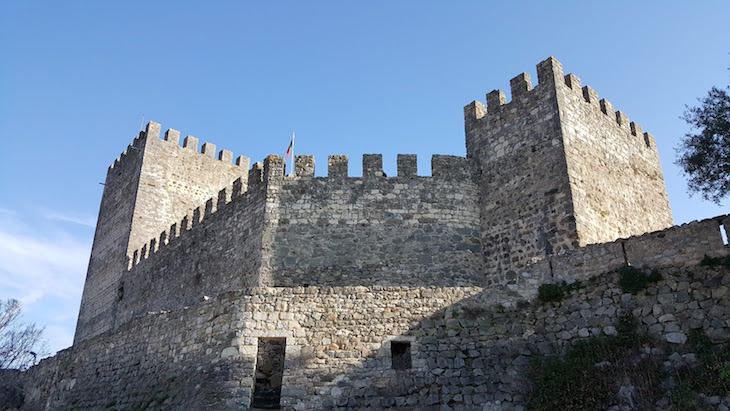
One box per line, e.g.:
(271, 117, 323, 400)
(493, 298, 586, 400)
(75, 58, 678, 344)
(24, 258, 730, 410)
(56, 56, 696, 410)
(128, 122, 250, 257)
(78, 151, 483, 337)
(1, 369, 25, 409)
(464, 57, 674, 276)
(24, 292, 253, 411)
(74, 122, 250, 343)
(464, 58, 579, 275)
(502, 214, 729, 299)
(557, 68, 674, 244)
(261, 154, 484, 287)
(74, 132, 146, 344)
(117, 178, 268, 326)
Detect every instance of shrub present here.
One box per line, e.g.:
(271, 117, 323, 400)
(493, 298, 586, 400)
(687, 329, 713, 358)
(526, 315, 662, 410)
(538, 282, 564, 302)
(673, 339, 730, 398)
(669, 385, 707, 411)
(720, 362, 730, 384)
(700, 254, 730, 269)
(618, 265, 662, 294)
(537, 280, 581, 303)
(615, 314, 649, 347)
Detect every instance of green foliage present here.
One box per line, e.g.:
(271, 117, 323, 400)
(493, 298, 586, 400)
(720, 362, 730, 383)
(700, 254, 730, 269)
(537, 282, 564, 302)
(676, 85, 730, 204)
(687, 329, 714, 358)
(617, 265, 662, 294)
(679, 346, 730, 397)
(669, 385, 708, 411)
(527, 350, 613, 411)
(615, 314, 650, 347)
(526, 315, 661, 410)
(527, 311, 730, 410)
(537, 280, 582, 303)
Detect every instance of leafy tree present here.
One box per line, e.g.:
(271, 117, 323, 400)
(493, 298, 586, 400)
(676, 84, 730, 204)
(0, 299, 46, 370)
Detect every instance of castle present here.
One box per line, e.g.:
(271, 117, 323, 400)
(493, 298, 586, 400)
(16, 57, 730, 410)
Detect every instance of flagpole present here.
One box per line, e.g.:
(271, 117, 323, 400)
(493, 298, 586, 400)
(290, 131, 295, 176)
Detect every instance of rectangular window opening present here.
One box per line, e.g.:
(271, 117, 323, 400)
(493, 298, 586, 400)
(251, 338, 286, 409)
(720, 224, 728, 246)
(391, 341, 412, 370)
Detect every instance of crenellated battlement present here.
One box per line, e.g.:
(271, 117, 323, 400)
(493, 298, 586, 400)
(109, 132, 145, 171)
(76, 56, 675, 345)
(126, 173, 264, 271)
(284, 153, 475, 179)
(463, 56, 672, 274)
(562, 73, 656, 149)
(467, 58, 656, 152)
(111, 122, 250, 172)
(123, 152, 286, 273)
(125, 152, 479, 272)
(38, 55, 730, 411)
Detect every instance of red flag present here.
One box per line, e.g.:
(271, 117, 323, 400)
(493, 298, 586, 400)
(286, 133, 294, 159)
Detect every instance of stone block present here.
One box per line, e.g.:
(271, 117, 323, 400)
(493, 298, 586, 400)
(363, 154, 384, 178)
(397, 154, 417, 177)
(328, 155, 348, 177)
(294, 155, 315, 177)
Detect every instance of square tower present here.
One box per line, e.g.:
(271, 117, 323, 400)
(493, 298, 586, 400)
(74, 122, 249, 343)
(465, 57, 673, 279)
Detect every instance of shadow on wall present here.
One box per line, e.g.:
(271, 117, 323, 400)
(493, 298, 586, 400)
(279, 288, 535, 410)
(274, 262, 730, 410)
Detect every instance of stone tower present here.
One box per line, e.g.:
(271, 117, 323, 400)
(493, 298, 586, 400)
(465, 57, 673, 280)
(74, 123, 250, 343)
(25, 57, 728, 411)
(74, 57, 675, 344)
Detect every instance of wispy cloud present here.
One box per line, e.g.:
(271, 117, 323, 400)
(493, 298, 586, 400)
(41, 209, 97, 228)
(0, 209, 91, 354)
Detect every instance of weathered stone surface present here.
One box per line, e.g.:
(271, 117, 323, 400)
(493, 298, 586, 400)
(75, 123, 249, 343)
(25, 265, 730, 410)
(25, 57, 730, 411)
(666, 332, 688, 344)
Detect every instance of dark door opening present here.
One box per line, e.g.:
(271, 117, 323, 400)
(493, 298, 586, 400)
(251, 338, 286, 409)
(391, 341, 412, 370)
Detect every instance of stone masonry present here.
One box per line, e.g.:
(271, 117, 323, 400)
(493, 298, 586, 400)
(17, 57, 730, 410)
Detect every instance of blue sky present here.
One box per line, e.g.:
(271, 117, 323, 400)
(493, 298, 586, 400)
(0, 2, 728, 356)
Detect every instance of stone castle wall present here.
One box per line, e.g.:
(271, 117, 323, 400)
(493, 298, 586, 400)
(111, 152, 486, 330)
(75, 133, 146, 344)
(464, 59, 579, 275)
(24, 291, 249, 411)
(557, 71, 674, 244)
(491, 214, 729, 296)
(24, 226, 730, 410)
(76, 58, 678, 342)
(49, 56, 716, 411)
(126, 122, 250, 258)
(117, 177, 268, 326)
(463, 57, 673, 276)
(262, 154, 484, 287)
(75, 123, 251, 343)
